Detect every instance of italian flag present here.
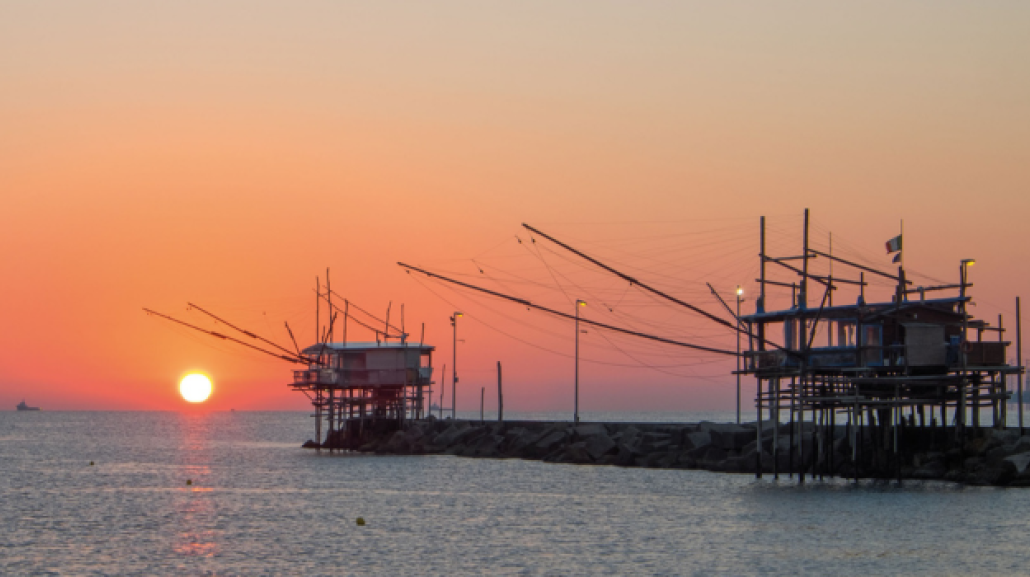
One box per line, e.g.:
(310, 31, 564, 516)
(885, 235, 902, 253)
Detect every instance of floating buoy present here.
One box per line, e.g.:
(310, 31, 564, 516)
(356, 517, 366, 526)
(89, 461, 94, 466)
(186, 479, 192, 486)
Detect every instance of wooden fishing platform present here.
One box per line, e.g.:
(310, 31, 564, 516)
(291, 341, 435, 451)
(740, 210, 1026, 483)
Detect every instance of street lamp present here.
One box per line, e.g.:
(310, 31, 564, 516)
(958, 260, 974, 438)
(960, 259, 976, 297)
(736, 286, 744, 425)
(450, 312, 462, 420)
(575, 300, 587, 424)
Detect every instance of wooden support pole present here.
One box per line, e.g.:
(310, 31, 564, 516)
(773, 378, 780, 480)
(440, 381, 446, 420)
(756, 378, 763, 479)
(759, 216, 766, 315)
(497, 361, 504, 423)
(438, 364, 445, 419)
(851, 390, 859, 483)
(999, 315, 1005, 428)
(789, 376, 795, 479)
(830, 393, 836, 478)
(343, 301, 349, 344)
(801, 208, 809, 311)
(315, 390, 322, 454)
(895, 383, 902, 486)
(327, 268, 332, 343)
(1018, 296, 1024, 435)
(799, 375, 805, 485)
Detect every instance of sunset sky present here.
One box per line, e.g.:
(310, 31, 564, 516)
(2, 2, 1028, 411)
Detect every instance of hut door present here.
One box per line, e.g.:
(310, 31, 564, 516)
(861, 325, 883, 366)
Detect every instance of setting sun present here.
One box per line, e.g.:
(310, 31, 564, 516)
(179, 374, 213, 403)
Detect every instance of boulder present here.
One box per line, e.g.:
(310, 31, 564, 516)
(741, 438, 773, 455)
(699, 446, 728, 466)
(584, 433, 617, 460)
(443, 444, 467, 456)
(612, 443, 639, 467)
(433, 425, 464, 447)
(615, 426, 642, 449)
(378, 431, 408, 454)
(654, 452, 679, 469)
(524, 429, 569, 459)
(1003, 451, 1030, 474)
(700, 422, 754, 450)
(675, 452, 698, 469)
(1014, 436, 1030, 450)
(574, 423, 608, 438)
(912, 462, 948, 480)
(499, 427, 533, 456)
(989, 428, 1019, 445)
(639, 432, 671, 452)
(726, 448, 772, 474)
(548, 442, 593, 464)
(684, 431, 712, 451)
(454, 426, 488, 447)
(469, 434, 504, 458)
(968, 465, 1014, 486)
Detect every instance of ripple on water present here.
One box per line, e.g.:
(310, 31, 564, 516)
(2, 412, 1030, 576)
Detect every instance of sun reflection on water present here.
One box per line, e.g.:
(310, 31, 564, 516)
(173, 413, 219, 559)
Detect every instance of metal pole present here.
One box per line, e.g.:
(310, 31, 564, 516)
(959, 262, 968, 440)
(575, 301, 581, 424)
(736, 288, 742, 425)
(452, 314, 459, 420)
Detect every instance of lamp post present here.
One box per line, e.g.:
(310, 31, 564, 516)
(450, 312, 462, 420)
(736, 286, 744, 425)
(958, 260, 974, 438)
(575, 300, 587, 424)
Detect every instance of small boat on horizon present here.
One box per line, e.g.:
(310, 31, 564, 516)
(17, 400, 40, 411)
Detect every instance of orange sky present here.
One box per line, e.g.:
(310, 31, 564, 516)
(2, 3, 1028, 411)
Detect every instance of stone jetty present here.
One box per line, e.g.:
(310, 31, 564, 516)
(316, 418, 1030, 487)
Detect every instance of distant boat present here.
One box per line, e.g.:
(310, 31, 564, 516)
(16, 400, 40, 411)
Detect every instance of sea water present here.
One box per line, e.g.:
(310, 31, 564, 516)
(2, 411, 1029, 576)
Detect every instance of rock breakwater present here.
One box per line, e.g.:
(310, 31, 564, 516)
(318, 418, 1030, 487)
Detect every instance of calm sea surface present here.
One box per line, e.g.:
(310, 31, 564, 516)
(3, 411, 1030, 576)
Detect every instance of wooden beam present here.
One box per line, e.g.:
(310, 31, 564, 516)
(807, 248, 912, 285)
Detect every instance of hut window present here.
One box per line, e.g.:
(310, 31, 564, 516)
(837, 321, 856, 347)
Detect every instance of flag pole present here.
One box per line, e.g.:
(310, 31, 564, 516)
(901, 219, 905, 269)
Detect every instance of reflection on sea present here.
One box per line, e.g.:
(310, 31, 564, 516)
(174, 414, 218, 559)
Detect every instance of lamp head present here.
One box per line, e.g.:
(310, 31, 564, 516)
(736, 286, 744, 296)
(577, 300, 587, 307)
(961, 259, 976, 267)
